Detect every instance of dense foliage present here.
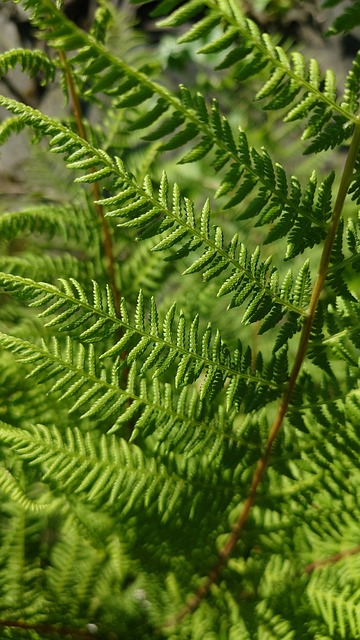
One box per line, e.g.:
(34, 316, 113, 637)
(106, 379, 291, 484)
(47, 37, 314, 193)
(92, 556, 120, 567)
(0, 0, 359, 638)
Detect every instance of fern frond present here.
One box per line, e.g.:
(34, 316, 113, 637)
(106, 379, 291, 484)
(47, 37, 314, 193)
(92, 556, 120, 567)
(0, 446, 48, 512)
(288, 367, 359, 446)
(324, 297, 360, 357)
(0, 349, 72, 428)
(0, 253, 95, 283)
(325, 219, 358, 301)
(0, 48, 55, 84)
(100, 166, 311, 331)
(0, 97, 314, 337)
(0, 505, 50, 620)
(3, 0, 334, 243)
(345, 215, 360, 274)
(341, 51, 360, 117)
(0, 328, 246, 456)
(0, 70, 330, 266)
(325, 0, 360, 34)
(307, 572, 360, 638)
(159, 0, 359, 152)
(0, 204, 95, 243)
(0, 204, 101, 285)
(0, 421, 252, 522)
(0, 332, 132, 432)
(0, 116, 26, 145)
(0, 1, 359, 637)
(0, 273, 286, 411)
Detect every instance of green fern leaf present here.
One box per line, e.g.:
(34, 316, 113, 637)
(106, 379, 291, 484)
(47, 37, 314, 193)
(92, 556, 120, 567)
(0, 48, 55, 83)
(326, 0, 360, 34)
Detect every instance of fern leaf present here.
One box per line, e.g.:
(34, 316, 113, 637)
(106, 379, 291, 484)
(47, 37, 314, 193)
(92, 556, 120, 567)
(0, 328, 252, 454)
(0, 204, 96, 243)
(158, 0, 359, 154)
(0, 48, 55, 83)
(326, 0, 360, 34)
(98, 167, 310, 329)
(0, 420, 257, 521)
(0, 273, 284, 411)
(0, 456, 48, 512)
(0, 116, 26, 145)
(0, 47, 329, 259)
(307, 572, 360, 638)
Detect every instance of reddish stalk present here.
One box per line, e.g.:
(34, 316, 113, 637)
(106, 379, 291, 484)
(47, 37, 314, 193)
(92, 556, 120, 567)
(164, 123, 360, 628)
(0, 618, 95, 638)
(305, 544, 360, 574)
(58, 50, 120, 319)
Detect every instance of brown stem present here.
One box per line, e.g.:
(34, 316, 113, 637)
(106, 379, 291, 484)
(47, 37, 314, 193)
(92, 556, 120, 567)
(164, 123, 360, 628)
(0, 618, 95, 638)
(305, 544, 360, 574)
(58, 50, 120, 319)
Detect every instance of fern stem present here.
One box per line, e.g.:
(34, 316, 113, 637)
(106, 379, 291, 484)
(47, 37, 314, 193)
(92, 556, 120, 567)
(165, 123, 360, 628)
(305, 544, 360, 573)
(0, 618, 95, 638)
(58, 50, 121, 318)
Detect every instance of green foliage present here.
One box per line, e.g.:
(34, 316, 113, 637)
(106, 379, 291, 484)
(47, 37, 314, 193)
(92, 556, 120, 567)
(324, 0, 360, 34)
(0, 1, 359, 638)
